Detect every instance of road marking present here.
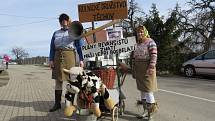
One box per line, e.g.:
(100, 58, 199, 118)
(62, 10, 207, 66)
(159, 89, 215, 103)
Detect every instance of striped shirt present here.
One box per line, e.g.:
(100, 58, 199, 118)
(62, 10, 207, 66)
(133, 38, 157, 68)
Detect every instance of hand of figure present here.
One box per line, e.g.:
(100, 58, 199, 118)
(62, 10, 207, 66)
(118, 62, 129, 72)
(147, 68, 154, 75)
(79, 61, 84, 68)
(49, 61, 54, 69)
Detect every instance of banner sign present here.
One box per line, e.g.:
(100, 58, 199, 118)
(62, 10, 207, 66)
(82, 36, 136, 58)
(78, 0, 128, 22)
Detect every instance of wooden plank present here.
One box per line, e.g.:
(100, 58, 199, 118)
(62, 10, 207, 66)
(78, 0, 128, 22)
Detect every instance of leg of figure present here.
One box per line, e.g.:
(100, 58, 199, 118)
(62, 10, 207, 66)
(101, 84, 115, 110)
(64, 91, 77, 117)
(6, 62, 8, 69)
(92, 92, 101, 117)
(137, 91, 148, 119)
(49, 80, 63, 112)
(145, 92, 158, 120)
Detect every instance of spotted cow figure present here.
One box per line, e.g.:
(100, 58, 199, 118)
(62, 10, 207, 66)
(63, 67, 115, 117)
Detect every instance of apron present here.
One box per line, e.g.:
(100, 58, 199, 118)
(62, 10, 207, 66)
(134, 59, 158, 92)
(52, 49, 76, 81)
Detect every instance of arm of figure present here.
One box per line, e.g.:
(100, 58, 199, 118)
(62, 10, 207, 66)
(49, 32, 56, 69)
(147, 40, 157, 75)
(75, 39, 84, 67)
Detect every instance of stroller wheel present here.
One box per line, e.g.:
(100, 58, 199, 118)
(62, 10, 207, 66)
(119, 100, 125, 115)
(112, 106, 119, 121)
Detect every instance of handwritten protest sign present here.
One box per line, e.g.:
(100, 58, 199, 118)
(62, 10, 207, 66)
(78, 0, 128, 22)
(82, 36, 136, 59)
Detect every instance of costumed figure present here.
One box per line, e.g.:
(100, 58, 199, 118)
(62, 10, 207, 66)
(132, 25, 159, 120)
(63, 67, 115, 118)
(48, 13, 84, 112)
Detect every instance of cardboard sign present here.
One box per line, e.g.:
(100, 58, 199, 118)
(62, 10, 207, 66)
(82, 36, 136, 58)
(78, 0, 128, 22)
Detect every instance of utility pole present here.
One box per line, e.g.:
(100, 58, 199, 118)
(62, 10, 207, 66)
(92, 21, 98, 62)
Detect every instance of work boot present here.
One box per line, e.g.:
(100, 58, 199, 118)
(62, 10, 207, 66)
(147, 102, 158, 121)
(136, 99, 148, 119)
(49, 90, 62, 112)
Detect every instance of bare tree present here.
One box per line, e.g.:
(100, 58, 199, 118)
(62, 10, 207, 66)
(179, 0, 215, 51)
(122, 0, 145, 37)
(11, 47, 29, 63)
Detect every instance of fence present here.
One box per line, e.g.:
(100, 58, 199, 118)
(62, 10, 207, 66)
(21, 57, 49, 65)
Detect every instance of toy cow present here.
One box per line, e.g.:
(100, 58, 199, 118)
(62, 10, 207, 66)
(63, 67, 115, 117)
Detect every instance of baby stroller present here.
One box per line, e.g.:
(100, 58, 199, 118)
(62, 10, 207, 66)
(64, 64, 128, 121)
(91, 63, 128, 121)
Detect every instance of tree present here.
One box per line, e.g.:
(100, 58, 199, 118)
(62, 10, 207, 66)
(180, 0, 215, 51)
(122, 0, 145, 37)
(121, 2, 195, 73)
(144, 4, 185, 72)
(11, 47, 29, 64)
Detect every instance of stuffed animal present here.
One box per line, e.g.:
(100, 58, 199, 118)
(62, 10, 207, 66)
(63, 67, 115, 117)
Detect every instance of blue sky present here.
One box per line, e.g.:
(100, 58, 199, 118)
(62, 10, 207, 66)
(0, 0, 187, 58)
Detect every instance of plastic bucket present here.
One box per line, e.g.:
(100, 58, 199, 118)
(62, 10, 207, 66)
(76, 109, 97, 121)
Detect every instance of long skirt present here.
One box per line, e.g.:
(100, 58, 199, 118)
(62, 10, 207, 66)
(52, 49, 76, 81)
(133, 59, 158, 92)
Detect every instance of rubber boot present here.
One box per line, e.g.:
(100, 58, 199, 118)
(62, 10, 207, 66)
(147, 102, 158, 121)
(49, 90, 62, 112)
(137, 99, 148, 119)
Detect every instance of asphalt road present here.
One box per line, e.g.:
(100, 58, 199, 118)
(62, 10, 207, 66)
(0, 65, 215, 121)
(121, 73, 215, 121)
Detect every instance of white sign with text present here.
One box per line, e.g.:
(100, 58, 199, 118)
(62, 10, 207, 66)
(82, 36, 136, 59)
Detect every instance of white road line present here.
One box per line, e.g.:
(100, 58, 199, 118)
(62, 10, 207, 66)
(159, 89, 215, 103)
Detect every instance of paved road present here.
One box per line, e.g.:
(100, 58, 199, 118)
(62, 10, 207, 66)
(0, 65, 215, 121)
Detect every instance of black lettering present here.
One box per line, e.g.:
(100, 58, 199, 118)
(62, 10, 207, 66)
(78, 6, 83, 12)
(110, 1, 114, 9)
(103, 41, 108, 47)
(84, 52, 94, 58)
(120, 1, 127, 8)
(127, 46, 131, 52)
(100, 47, 103, 51)
(95, 52, 100, 56)
(131, 46, 134, 51)
(95, 4, 100, 11)
(86, 5, 92, 12)
(101, 3, 106, 9)
(110, 50, 117, 54)
(82, 46, 86, 50)
(124, 38, 128, 44)
(80, 1, 127, 13)
(118, 39, 122, 45)
(115, 2, 120, 8)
